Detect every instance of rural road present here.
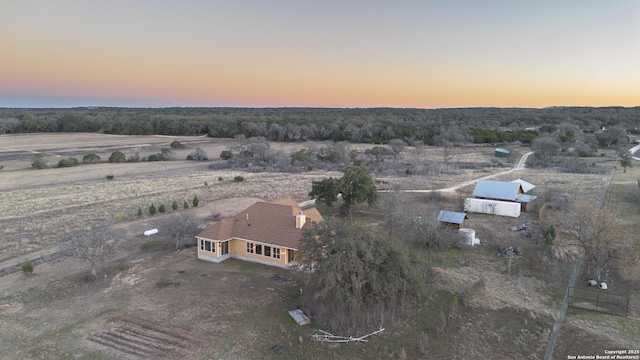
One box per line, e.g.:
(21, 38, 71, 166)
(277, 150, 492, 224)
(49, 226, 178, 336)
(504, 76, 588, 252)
(379, 151, 534, 194)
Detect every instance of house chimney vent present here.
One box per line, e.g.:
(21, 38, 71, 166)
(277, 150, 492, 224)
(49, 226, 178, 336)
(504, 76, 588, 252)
(296, 211, 306, 229)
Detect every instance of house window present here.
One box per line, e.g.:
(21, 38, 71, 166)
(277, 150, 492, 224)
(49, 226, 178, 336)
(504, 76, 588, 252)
(221, 241, 229, 255)
(247, 243, 254, 254)
(287, 249, 295, 262)
(264, 246, 271, 257)
(255, 244, 262, 255)
(272, 247, 280, 259)
(200, 239, 214, 253)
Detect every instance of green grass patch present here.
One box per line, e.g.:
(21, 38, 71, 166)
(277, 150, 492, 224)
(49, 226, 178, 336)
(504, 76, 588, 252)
(314, 203, 337, 218)
(140, 240, 164, 252)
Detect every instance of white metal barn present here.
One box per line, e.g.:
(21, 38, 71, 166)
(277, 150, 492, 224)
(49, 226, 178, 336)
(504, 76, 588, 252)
(464, 198, 521, 218)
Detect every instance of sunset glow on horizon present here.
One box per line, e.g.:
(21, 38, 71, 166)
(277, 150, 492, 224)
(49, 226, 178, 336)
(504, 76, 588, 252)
(1, 1, 639, 108)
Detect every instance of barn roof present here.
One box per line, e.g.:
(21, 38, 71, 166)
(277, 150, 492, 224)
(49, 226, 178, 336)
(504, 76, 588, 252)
(515, 194, 537, 203)
(512, 178, 535, 193)
(437, 210, 468, 225)
(473, 180, 523, 201)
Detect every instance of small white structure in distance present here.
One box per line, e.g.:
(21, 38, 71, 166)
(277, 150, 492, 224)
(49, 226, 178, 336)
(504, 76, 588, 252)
(144, 228, 158, 237)
(587, 279, 598, 286)
(599, 282, 608, 290)
(458, 228, 480, 246)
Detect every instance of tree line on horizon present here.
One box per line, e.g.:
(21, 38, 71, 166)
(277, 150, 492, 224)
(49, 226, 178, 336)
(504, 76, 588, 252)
(0, 106, 638, 145)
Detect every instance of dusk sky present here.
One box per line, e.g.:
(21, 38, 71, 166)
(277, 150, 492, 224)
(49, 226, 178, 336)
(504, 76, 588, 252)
(1, 1, 639, 108)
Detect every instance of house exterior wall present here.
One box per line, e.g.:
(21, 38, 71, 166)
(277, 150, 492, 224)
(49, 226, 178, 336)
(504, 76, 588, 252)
(464, 198, 521, 217)
(197, 237, 297, 268)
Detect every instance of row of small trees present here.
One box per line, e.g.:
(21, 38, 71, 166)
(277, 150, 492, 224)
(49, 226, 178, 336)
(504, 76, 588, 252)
(31, 146, 209, 170)
(140, 195, 199, 216)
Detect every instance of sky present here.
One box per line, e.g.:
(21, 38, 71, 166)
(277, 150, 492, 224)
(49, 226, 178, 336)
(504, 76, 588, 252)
(1, 1, 639, 108)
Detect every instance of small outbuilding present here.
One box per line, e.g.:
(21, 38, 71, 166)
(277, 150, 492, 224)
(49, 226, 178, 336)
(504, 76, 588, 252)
(437, 210, 468, 230)
(494, 148, 510, 157)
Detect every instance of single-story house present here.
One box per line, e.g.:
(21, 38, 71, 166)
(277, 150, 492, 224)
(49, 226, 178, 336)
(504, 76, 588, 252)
(195, 198, 323, 268)
(437, 210, 468, 230)
(471, 179, 537, 213)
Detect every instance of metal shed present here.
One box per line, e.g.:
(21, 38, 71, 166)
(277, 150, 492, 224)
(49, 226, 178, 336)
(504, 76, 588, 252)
(437, 210, 468, 230)
(495, 148, 510, 157)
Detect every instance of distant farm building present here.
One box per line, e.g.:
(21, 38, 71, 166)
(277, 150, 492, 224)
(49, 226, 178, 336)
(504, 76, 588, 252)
(494, 148, 510, 157)
(437, 210, 468, 230)
(464, 179, 537, 217)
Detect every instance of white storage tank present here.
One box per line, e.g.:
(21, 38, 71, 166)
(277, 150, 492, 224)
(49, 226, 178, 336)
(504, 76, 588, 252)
(144, 228, 158, 237)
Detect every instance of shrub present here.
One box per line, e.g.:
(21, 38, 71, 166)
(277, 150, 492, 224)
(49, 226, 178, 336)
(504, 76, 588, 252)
(82, 153, 101, 164)
(31, 153, 50, 169)
(218, 176, 223, 182)
(158, 204, 166, 213)
(187, 147, 208, 161)
(149, 203, 157, 215)
(106, 175, 114, 180)
(183, 200, 189, 209)
(137, 206, 143, 217)
(81, 274, 96, 282)
(0, 165, 3, 170)
(170, 140, 185, 149)
(109, 151, 126, 163)
(127, 151, 140, 162)
(148, 154, 160, 162)
(172, 200, 178, 211)
(192, 194, 199, 207)
(220, 150, 234, 160)
(22, 261, 34, 275)
(234, 175, 244, 182)
(204, 181, 208, 187)
(544, 225, 556, 246)
(58, 157, 79, 168)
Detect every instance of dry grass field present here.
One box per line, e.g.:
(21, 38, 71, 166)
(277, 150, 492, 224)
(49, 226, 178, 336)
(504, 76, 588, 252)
(0, 133, 638, 359)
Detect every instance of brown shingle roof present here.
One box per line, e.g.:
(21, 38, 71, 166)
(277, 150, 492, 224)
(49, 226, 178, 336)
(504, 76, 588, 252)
(196, 199, 323, 250)
(271, 198, 300, 215)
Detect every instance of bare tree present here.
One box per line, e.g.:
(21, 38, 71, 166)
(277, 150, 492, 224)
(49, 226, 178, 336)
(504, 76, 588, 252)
(63, 222, 118, 277)
(619, 152, 633, 173)
(556, 202, 632, 281)
(31, 153, 50, 169)
(531, 136, 561, 167)
(188, 147, 208, 161)
(163, 211, 200, 249)
(388, 139, 406, 163)
(378, 186, 413, 235)
(434, 127, 470, 165)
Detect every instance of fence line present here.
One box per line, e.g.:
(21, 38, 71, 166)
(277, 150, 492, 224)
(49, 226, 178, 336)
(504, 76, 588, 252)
(543, 167, 616, 360)
(567, 287, 629, 317)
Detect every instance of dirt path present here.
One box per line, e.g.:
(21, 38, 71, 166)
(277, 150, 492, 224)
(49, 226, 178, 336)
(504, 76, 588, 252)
(380, 151, 534, 193)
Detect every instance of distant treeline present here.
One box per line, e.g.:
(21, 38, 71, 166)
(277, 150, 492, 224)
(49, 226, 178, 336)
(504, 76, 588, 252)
(1, 106, 638, 144)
